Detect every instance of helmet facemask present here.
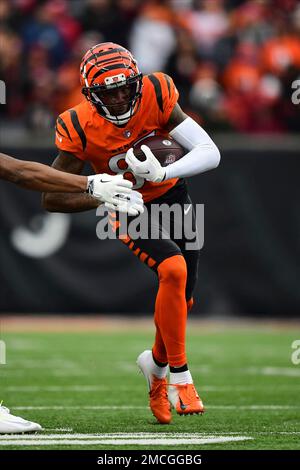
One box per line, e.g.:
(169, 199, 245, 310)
(82, 72, 143, 125)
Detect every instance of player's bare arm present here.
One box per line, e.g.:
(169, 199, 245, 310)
(0, 152, 88, 192)
(42, 150, 141, 215)
(42, 150, 100, 213)
(165, 103, 189, 131)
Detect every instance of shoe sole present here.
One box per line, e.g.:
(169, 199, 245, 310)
(0, 428, 42, 434)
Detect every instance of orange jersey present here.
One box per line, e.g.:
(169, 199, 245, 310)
(55, 72, 179, 202)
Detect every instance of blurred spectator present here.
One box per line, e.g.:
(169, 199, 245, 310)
(165, 28, 199, 108)
(213, 14, 239, 70)
(223, 78, 284, 133)
(53, 62, 83, 115)
(1, 0, 300, 133)
(53, 31, 105, 114)
(261, 24, 300, 75)
(45, 0, 82, 49)
(231, 0, 274, 46)
(222, 40, 284, 132)
(21, 0, 68, 67)
(0, 27, 24, 121)
(24, 44, 56, 129)
(130, 1, 177, 73)
(185, 0, 229, 60)
(81, 0, 120, 35)
(223, 41, 261, 92)
(189, 62, 229, 130)
(81, 0, 138, 47)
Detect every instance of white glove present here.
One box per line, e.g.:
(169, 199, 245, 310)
(125, 145, 166, 183)
(105, 190, 144, 216)
(87, 173, 133, 204)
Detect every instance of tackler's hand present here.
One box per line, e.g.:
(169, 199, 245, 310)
(105, 189, 144, 217)
(87, 173, 133, 204)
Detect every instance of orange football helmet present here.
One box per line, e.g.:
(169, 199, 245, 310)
(80, 42, 143, 125)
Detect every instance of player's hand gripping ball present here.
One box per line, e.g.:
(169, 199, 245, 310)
(125, 135, 185, 183)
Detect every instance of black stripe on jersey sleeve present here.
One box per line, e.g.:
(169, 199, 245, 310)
(57, 117, 72, 141)
(69, 110, 87, 152)
(164, 74, 171, 98)
(148, 74, 163, 113)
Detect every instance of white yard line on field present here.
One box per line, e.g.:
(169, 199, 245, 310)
(5, 384, 300, 393)
(11, 404, 300, 411)
(6, 359, 79, 369)
(43, 428, 73, 432)
(1, 369, 90, 377)
(246, 367, 300, 377)
(4, 385, 109, 392)
(208, 405, 300, 410)
(12, 406, 147, 410)
(0, 435, 252, 446)
(1, 433, 238, 439)
(1, 432, 298, 439)
(37, 431, 300, 437)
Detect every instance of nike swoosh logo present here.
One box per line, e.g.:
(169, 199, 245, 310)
(141, 171, 150, 175)
(179, 397, 187, 410)
(100, 179, 111, 183)
(184, 204, 192, 215)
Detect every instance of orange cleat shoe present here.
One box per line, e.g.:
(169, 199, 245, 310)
(168, 383, 205, 415)
(137, 350, 171, 424)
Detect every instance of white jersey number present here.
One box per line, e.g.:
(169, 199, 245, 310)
(108, 152, 145, 189)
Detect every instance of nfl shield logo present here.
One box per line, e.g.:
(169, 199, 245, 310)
(124, 130, 131, 138)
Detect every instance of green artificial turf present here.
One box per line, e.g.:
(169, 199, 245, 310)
(1, 326, 300, 450)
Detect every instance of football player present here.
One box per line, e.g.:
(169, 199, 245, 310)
(43, 42, 220, 424)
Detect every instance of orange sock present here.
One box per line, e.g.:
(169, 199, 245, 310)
(153, 255, 188, 367)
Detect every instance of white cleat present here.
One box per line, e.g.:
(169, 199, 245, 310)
(137, 350, 171, 424)
(137, 350, 154, 390)
(0, 405, 42, 434)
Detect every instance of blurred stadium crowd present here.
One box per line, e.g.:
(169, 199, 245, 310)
(1, 0, 300, 133)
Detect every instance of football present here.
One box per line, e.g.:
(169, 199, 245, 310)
(133, 134, 185, 167)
